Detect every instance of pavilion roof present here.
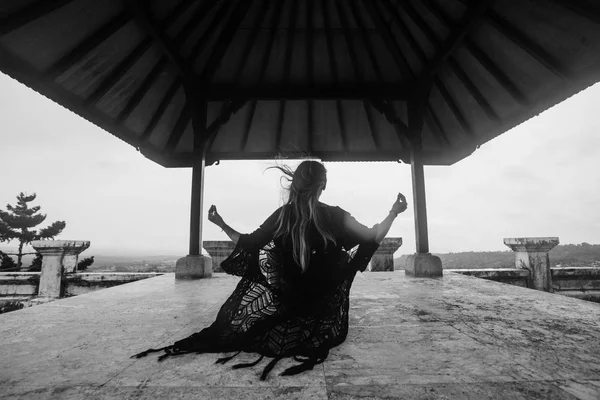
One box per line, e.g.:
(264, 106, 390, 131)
(1, 0, 600, 166)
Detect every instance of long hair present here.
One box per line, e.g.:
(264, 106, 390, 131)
(269, 160, 336, 272)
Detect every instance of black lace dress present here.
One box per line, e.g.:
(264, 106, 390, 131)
(133, 204, 379, 380)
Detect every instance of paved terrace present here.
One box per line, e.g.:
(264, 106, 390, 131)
(1, 272, 599, 400)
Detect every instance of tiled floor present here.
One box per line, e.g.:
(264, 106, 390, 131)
(1, 271, 599, 399)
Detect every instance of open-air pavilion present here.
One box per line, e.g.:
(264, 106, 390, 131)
(1, 0, 600, 398)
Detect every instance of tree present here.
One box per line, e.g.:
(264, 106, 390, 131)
(0, 193, 66, 270)
(28, 255, 94, 272)
(0, 250, 17, 271)
(28, 253, 43, 272)
(77, 256, 95, 271)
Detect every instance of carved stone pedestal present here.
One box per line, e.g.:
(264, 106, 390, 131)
(504, 237, 559, 292)
(370, 238, 402, 271)
(31, 240, 90, 298)
(175, 250, 212, 280)
(204, 241, 235, 272)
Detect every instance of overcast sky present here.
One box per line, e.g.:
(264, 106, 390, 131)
(1, 72, 599, 257)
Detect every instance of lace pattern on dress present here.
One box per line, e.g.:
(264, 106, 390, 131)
(132, 239, 378, 380)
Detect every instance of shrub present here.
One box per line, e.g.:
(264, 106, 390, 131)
(77, 256, 95, 271)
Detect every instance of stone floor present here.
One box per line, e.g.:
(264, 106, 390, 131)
(1, 272, 600, 400)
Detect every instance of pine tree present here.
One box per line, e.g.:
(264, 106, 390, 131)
(0, 193, 66, 270)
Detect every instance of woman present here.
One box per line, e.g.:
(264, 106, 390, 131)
(133, 161, 407, 380)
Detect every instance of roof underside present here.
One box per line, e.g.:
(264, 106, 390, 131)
(1, 0, 600, 166)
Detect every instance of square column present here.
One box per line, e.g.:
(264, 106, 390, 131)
(176, 96, 212, 279)
(31, 240, 90, 298)
(504, 237, 559, 292)
(370, 238, 402, 271)
(405, 147, 442, 277)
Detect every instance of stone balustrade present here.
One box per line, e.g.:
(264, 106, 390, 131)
(370, 237, 402, 271)
(204, 241, 236, 273)
(504, 237, 559, 292)
(205, 238, 404, 273)
(32, 240, 90, 298)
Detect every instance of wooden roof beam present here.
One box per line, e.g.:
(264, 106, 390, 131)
(552, 0, 600, 27)
(206, 98, 248, 151)
(231, 0, 272, 84)
(348, 0, 385, 83)
(306, 0, 315, 152)
(86, 38, 153, 105)
(46, 13, 130, 78)
(164, 103, 192, 152)
(421, 0, 527, 105)
(0, 0, 74, 36)
(186, 2, 232, 71)
(240, 100, 258, 151)
(321, 0, 339, 85)
(426, 106, 452, 146)
(383, 1, 429, 65)
(117, 57, 167, 123)
(202, 84, 414, 100)
(69, 1, 196, 106)
(420, 0, 493, 82)
(361, 0, 415, 80)
(369, 98, 412, 147)
(282, 0, 300, 86)
(129, 0, 199, 91)
(138, 78, 181, 142)
(400, 2, 499, 123)
(173, 1, 219, 46)
(200, 0, 253, 83)
(454, 0, 571, 81)
(258, 1, 286, 85)
(334, 0, 364, 81)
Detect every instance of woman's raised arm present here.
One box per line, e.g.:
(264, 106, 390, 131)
(208, 205, 241, 245)
(343, 193, 408, 244)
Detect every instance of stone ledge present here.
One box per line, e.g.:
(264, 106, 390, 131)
(447, 268, 530, 279)
(503, 237, 559, 253)
(551, 267, 600, 277)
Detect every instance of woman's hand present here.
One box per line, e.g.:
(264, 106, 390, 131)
(391, 193, 408, 215)
(208, 205, 225, 227)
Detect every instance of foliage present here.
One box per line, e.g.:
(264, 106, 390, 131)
(77, 256, 95, 271)
(0, 250, 18, 271)
(0, 193, 65, 270)
(27, 254, 95, 272)
(0, 301, 24, 315)
(28, 253, 43, 272)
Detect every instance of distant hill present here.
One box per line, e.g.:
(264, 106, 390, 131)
(394, 243, 600, 270)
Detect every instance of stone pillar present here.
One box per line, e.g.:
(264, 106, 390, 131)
(405, 145, 443, 278)
(504, 237, 559, 292)
(177, 96, 212, 280)
(204, 241, 235, 272)
(31, 240, 90, 298)
(370, 238, 402, 271)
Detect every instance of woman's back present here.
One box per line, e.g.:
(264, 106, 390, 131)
(135, 160, 407, 380)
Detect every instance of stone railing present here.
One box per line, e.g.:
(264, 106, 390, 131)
(449, 237, 600, 302)
(204, 241, 235, 272)
(0, 272, 163, 298)
(32, 240, 91, 297)
(205, 238, 403, 273)
(551, 267, 600, 302)
(370, 237, 402, 271)
(0, 240, 163, 303)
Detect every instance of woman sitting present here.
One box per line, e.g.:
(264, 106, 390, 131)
(133, 160, 407, 380)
